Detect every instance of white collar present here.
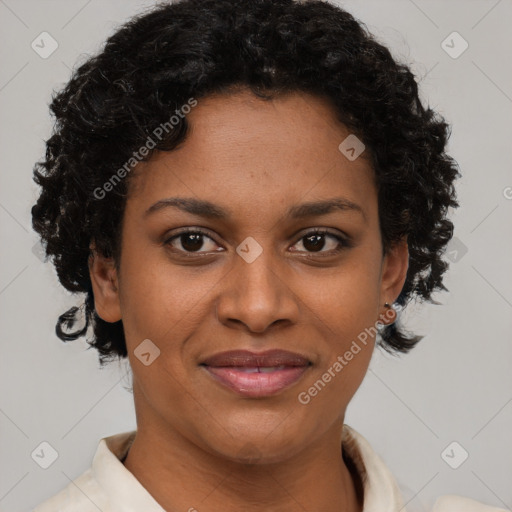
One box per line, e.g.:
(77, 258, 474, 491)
(342, 424, 407, 511)
(92, 429, 164, 510)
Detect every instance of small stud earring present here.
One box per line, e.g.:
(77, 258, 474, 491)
(381, 301, 397, 325)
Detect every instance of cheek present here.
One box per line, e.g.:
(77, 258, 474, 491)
(303, 251, 382, 331)
(118, 247, 210, 342)
(295, 254, 380, 397)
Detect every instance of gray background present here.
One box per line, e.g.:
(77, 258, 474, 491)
(0, 0, 511, 511)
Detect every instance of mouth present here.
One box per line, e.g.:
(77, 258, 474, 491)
(200, 349, 312, 398)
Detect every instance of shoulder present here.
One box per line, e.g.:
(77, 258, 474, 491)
(32, 430, 165, 512)
(343, 425, 508, 512)
(432, 495, 510, 512)
(32, 468, 108, 511)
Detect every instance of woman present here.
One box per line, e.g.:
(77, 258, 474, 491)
(30, 0, 505, 510)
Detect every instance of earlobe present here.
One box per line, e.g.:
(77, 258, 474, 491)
(379, 236, 409, 323)
(88, 245, 122, 323)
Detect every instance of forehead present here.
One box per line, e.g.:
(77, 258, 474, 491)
(127, 89, 376, 222)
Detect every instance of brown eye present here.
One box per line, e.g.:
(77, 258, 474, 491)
(291, 229, 349, 254)
(164, 229, 221, 254)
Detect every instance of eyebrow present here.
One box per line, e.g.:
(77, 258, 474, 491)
(144, 196, 366, 222)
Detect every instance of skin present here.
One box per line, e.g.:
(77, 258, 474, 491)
(89, 88, 409, 512)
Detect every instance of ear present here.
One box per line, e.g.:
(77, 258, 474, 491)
(379, 236, 409, 317)
(88, 243, 122, 323)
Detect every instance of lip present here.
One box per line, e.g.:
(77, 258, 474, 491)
(201, 349, 311, 398)
(201, 349, 311, 368)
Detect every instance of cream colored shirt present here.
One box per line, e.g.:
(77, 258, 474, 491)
(33, 425, 507, 512)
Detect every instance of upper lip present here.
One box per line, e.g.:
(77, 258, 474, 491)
(201, 349, 311, 368)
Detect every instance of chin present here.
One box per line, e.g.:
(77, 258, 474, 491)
(199, 415, 309, 465)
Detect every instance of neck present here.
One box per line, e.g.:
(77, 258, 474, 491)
(123, 388, 363, 512)
(124, 430, 362, 512)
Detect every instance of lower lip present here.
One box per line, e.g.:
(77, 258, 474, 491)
(203, 366, 309, 398)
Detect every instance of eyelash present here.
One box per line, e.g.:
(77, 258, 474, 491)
(163, 227, 351, 258)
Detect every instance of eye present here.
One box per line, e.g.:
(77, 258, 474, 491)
(290, 229, 349, 255)
(164, 227, 350, 257)
(164, 228, 222, 255)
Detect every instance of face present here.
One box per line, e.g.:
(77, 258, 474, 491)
(90, 89, 408, 464)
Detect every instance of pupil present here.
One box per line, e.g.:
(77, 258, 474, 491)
(304, 234, 325, 252)
(182, 233, 203, 252)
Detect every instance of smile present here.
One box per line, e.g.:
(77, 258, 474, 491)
(200, 349, 311, 398)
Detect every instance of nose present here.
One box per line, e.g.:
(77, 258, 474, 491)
(215, 246, 300, 334)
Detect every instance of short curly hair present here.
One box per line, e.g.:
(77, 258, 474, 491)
(31, 0, 460, 366)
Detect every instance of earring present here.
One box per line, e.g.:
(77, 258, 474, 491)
(382, 301, 397, 325)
